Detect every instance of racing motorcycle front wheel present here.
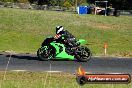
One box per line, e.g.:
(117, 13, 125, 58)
(37, 46, 55, 61)
(75, 46, 92, 62)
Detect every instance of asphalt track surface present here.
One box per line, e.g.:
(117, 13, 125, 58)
(0, 53, 132, 74)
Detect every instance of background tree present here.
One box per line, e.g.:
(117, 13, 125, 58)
(63, 0, 72, 9)
(56, 0, 65, 6)
(17, 0, 29, 3)
(37, 0, 48, 5)
(48, 0, 57, 6)
(36, 0, 65, 6)
(1, 0, 17, 2)
(1, 0, 132, 9)
(28, 0, 37, 3)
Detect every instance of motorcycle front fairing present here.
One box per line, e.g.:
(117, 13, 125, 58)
(50, 42, 74, 60)
(41, 36, 74, 60)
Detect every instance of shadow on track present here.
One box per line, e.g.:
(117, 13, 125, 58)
(0, 54, 3, 55)
(6, 54, 77, 62)
(51, 59, 77, 62)
(6, 54, 39, 61)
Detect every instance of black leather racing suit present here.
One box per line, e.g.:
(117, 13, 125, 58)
(54, 30, 79, 48)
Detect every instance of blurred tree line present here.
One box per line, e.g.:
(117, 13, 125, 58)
(32, 0, 88, 6)
(1, 0, 132, 10)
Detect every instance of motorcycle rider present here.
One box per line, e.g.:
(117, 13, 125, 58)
(54, 26, 80, 48)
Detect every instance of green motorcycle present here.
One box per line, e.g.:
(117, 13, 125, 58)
(37, 36, 92, 62)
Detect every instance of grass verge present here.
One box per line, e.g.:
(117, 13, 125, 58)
(0, 71, 131, 88)
(0, 8, 132, 57)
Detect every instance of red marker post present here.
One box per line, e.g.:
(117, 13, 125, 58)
(104, 43, 107, 55)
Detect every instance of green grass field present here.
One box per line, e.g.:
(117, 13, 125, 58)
(0, 8, 132, 57)
(0, 71, 131, 88)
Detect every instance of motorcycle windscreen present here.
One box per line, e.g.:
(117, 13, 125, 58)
(77, 39, 86, 45)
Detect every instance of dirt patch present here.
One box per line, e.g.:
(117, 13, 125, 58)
(96, 25, 111, 29)
(89, 22, 112, 30)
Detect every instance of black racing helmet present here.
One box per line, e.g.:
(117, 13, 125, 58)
(56, 26, 64, 34)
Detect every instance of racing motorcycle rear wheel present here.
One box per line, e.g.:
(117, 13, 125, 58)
(75, 46, 91, 62)
(37, 46, 55, 61)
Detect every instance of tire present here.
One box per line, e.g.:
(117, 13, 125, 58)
(75, 46, 92, 62)
(37, 46, 55, 61)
